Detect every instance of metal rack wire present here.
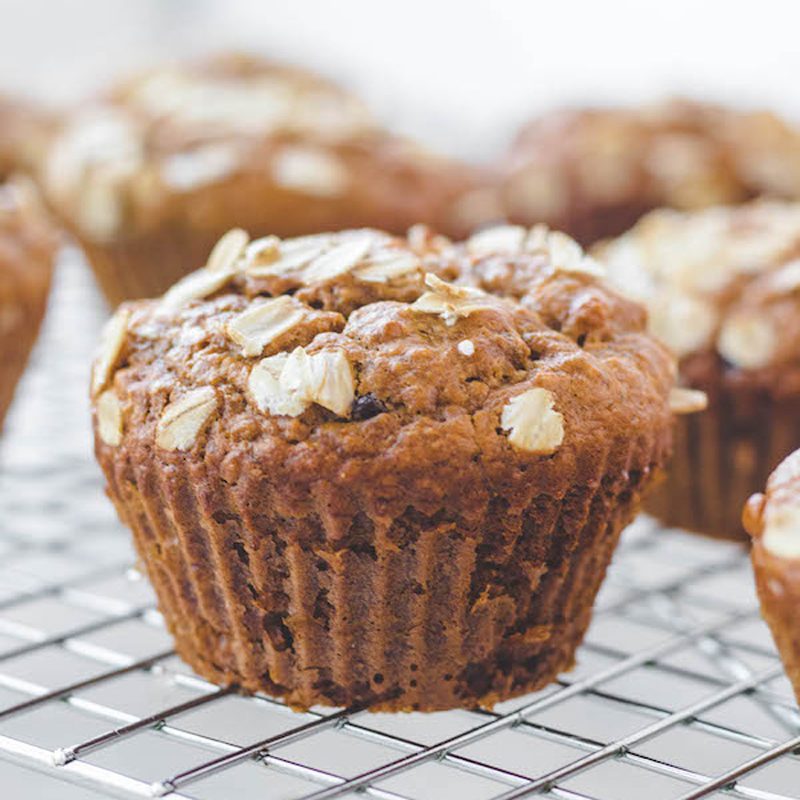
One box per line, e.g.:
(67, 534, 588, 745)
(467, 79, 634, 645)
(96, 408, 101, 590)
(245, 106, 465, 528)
(0, 251, 799, 800)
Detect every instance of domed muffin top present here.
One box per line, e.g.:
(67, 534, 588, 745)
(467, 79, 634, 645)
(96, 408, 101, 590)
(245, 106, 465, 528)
(745, 449, 800, 559)
(497, 99, 800, 243)
(43, 54, 462, 241)
(598, 201, 800, 371)
(91, 225, 684, 523)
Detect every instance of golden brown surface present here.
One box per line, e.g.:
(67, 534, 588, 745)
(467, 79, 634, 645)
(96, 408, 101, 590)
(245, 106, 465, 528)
(0, 178, 58, 428)
(598, 201, 800, 539)
(490, 100, 800, 246)
(744, 450, 800, 704)
(91, 224, 677, 710)
(42, 53, 477, 305)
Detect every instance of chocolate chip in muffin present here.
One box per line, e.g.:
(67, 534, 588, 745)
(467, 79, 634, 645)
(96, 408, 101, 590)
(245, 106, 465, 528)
(351, 393, 387, 420)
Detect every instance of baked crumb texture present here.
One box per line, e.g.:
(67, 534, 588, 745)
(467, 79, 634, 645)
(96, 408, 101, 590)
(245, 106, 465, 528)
(466, 99, 800, 247)
(600, 200, 800, 539)
(42, 53, 476, 305)
(92, 224, 677, 711)
(744, 450, 800, 703)
(0, 178, 57, 428)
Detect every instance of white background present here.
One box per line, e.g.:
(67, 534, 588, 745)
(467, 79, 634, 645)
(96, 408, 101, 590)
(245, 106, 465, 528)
(1, 0, 799, 158)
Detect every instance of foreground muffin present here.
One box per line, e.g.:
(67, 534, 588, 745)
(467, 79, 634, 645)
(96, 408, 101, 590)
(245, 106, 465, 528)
(91, 224, 681, 710)
(599, 200, 800, 539)
(42, 53, 474, 305)
(491, 100, 800, 246)
(744, 451, 800, 703)
(0, 178, 57, 428)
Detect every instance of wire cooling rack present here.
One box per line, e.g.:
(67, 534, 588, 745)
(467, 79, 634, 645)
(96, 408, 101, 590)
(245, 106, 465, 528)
(0, 252, 799, 800)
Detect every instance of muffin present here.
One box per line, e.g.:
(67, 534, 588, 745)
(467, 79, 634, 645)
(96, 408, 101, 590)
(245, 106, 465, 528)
(90, 223, 684, 711)
(488, 99, 800, 246)
(598, 200, 800, 540)
(42, 53, 476, 306)
(0, 177, 58, 428)
(743, 450, 800, 703)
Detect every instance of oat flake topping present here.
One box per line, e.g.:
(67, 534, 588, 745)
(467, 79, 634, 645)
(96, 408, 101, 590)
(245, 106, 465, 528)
(225, 295, 309, 357)
(156, 387, 218, 451)
(91, 308, 130, 397)
(467, 224, 604, 277)
(411, 273, 496, 326)
(501, 388, 565, 453)
(248, 346, 355, 418)
(97, 390, 123, 446)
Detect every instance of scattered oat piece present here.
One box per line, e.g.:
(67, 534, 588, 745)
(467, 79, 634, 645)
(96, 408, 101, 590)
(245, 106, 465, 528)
(411, 273, 495, 326)
(501, 387, 564, 454)
(457, 339, 475, 356)
(303, 234, 373, 283)
(245, 235, 281, 269)
(525, 225, 605, 276)
(249, 346, 354, 418)
(97, 389, 123, 446)
(308, 349, 355, 416)
(246, 234, 332, 278)
(160, 265, 236, 311)
(352, 250, 421, 283)
(91, 307, 130, 397)
(407, 223, 452, 254)
(156, 387, 218, 451)
(206, 228, 249, 272)
(546, 231, 605, 277)
(225, 296, 307, 357)
(669, 387, 708, 414)
(248, 350, 310, 417)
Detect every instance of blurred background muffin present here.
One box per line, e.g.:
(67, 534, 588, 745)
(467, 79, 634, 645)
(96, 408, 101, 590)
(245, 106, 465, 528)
(41, 53, 478, 306)
(487, 100, 800, 246)
(0, 178, 58, 429)
(598, 200, 800, 539)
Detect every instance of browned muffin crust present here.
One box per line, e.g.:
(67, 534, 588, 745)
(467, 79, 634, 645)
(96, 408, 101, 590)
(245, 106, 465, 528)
(42, 53, 477, 304)
(744, 450, 800, 703)
(91, 224, 678, 710)
(599, 201, 800, 539)
(487, 99, 800, 246)
(0, 178, 57, 428)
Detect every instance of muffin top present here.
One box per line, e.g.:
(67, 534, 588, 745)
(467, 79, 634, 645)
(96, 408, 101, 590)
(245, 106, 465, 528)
(745, 449, 800, 560)
(42, 53, 470, 242)
(496, 99, 800, 243)
(91, 224, 684, 525)
(598, 200, 800, 379)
